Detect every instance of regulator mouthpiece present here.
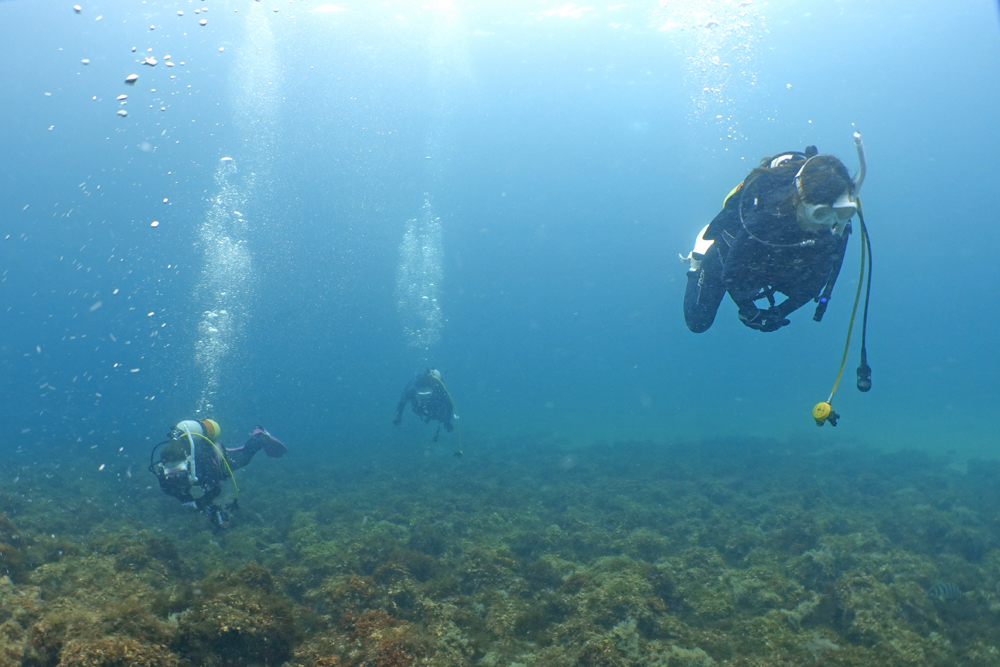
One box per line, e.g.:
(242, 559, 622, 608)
(812, 402, 840, 427)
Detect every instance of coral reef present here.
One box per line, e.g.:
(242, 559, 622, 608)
(2, 438, 1000, 666)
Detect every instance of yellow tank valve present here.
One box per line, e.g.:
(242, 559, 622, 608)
(199, 419, 221, 441)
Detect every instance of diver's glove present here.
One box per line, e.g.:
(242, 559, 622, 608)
(392, 415, 402, 426)
(181, 501, 199, 512)
(739, 306, 790, 333)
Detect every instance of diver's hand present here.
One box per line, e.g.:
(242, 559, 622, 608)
(739, 307, 789, 333)
(181, 501, 198, 511)
(204, 506, 230, 532)
(392, 416, 402, 426)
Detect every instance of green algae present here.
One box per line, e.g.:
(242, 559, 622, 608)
(1, 440, 1000, 665)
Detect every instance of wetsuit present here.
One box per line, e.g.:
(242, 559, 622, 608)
(393, 372, 454, 436)
(684, 152, 850, 333)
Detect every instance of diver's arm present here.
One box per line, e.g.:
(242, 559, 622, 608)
(775, 294, 813, 319)
(393, 384, 412, 424)
(193, 483, 222, 511)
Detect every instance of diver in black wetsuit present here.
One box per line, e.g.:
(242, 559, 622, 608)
(149, 419, 286, 533)
(393, 369, 456, 442)
(681, 142, 865, 333)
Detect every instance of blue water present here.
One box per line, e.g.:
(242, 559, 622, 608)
(2, 0, 999, 465)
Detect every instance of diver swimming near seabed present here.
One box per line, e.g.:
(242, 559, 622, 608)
(393, 368, 458, 443)
(149, 419, 286, 533)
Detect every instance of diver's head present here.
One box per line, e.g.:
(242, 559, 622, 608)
(158, 440, 191, 478)
(794, 154, 856, 235)
(428, 369, 442, 380)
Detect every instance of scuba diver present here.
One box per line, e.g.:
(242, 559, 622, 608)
(681, 137, 867, 334)
(149, 419, 286, 533)
(393, 369, 457, 442)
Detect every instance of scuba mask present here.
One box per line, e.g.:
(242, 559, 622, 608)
(159, 458, 192, 479)
(796, 187, 857, 235)
(794, 161, 857, 235)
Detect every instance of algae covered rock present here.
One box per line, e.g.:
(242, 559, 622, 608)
(175, 583, 297, 667)
(55, 636, 177, 667)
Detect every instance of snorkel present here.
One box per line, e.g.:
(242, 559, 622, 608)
(828, 132, 866, 237)
(852, 128, 866, 195)
(181, 427, 199, 483)
(165, 420, 203, 483)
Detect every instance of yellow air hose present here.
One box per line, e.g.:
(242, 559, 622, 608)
(813, 221, 868, 426)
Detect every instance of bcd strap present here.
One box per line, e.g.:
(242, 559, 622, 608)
(813, 232, 850, 322)
(753, 286, 778, 308)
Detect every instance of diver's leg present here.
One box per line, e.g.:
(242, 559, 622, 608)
(225, 430, 286, 470)
(683, 245, 726, 333)
(224, 438, 259, 470)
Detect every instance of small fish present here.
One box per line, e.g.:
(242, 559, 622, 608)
(926, 583, 961, 601)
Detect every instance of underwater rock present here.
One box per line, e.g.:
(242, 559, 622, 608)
(237, 562, 275, 593)
(175, 585, 296, 666)
(458, 546, 525, 595)
(55, 636, 178, 667)
(0, 513, 29, 582)
(342, 609, 428, 667)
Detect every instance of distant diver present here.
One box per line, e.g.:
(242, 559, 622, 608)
(149, 419, 286, 533)
(393, 369, 457, 442)
(681, 136, 869, 334)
